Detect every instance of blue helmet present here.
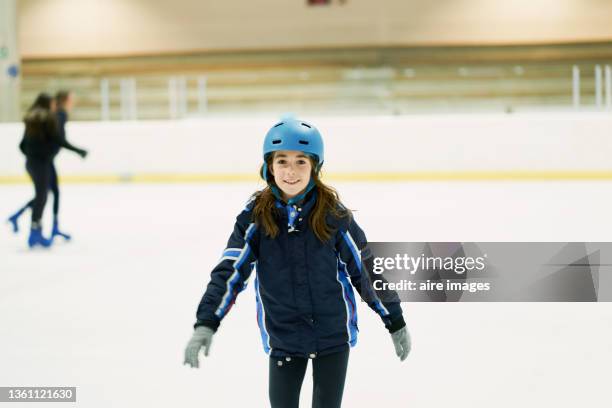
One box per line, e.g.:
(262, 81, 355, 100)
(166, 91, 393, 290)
(261, 118, 324, 182)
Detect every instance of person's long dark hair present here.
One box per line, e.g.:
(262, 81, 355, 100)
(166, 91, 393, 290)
(23, 92, 56, 138)
(28, 93, 53, 112)
(252, 153, 351, 242)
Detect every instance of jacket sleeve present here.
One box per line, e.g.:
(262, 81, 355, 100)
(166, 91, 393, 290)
(336, 216, 406, 333)
(194, 208, 258, 332)
(52, 112, 83, 154)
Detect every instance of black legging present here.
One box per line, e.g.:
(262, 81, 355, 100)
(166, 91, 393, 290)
(269, 349, 349, 408)
(49, 163, 60, 215)
(25, 159, 60, 223)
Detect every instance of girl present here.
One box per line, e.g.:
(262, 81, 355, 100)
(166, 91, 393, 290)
(7, 93, 87, 248)
(184, 118, 411, 408)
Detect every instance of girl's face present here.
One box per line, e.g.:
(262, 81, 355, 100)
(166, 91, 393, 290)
(271, 150, 313, 201)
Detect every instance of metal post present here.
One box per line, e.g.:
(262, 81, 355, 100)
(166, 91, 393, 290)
(178, 76, 187, 117)
(120, 78, 130, 120)
(605, 65, 611, 110)
(197, 76, 208, 115)
(572, 65, 580, 109)
(129, 77, 137, 120)
(100, 78, 110, 121)
(595, 65, 602, 108)
(168, 77, 177, 119)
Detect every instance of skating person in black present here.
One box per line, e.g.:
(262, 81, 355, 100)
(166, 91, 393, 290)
(7, 92, 87, 248)
(48, 90, 86, 240)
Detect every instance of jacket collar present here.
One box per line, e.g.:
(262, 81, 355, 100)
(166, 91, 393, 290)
(274, 188, 317, 231)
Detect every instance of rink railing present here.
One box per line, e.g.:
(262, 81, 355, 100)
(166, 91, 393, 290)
(17, 63, 612, 122)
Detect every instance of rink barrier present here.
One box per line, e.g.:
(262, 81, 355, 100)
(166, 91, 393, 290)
(2, 171, 612, 184)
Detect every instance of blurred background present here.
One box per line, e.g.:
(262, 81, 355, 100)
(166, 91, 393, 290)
(1, 1, 612, 407)
(2, 0, 612, 121)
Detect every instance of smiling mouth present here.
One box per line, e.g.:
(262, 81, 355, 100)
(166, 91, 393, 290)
(284, 180, 300, 185)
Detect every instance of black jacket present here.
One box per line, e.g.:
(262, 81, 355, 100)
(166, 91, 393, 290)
(19, 108, 82, 160)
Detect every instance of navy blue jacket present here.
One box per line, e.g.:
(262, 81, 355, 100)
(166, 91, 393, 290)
(195, 191, 405, 358)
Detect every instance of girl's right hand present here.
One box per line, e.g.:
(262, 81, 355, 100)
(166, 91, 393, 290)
(184, 326, 215, 368)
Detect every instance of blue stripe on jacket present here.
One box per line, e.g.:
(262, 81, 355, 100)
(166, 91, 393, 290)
(215, 223, 257, 319)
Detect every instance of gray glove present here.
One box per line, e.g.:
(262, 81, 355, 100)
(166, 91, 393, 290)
(184, 326, 215, 368)
(391, 326, 411, 362)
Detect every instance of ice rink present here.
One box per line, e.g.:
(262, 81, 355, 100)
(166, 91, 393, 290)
(1, 181, 612, 407)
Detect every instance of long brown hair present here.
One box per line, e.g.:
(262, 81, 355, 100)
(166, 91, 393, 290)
(23, 93, 56, 139)
(252, 154, 350, 242)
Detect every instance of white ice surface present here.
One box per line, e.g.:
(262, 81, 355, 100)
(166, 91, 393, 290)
(1, 182, 611, 407)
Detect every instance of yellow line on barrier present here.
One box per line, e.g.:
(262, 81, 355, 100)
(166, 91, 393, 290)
(2, 171, 612, 185)
(131, 173, 260, 183)
(327, 171, 612, 181)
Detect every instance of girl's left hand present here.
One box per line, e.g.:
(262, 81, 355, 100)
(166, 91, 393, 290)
(391, 326, 411, 361)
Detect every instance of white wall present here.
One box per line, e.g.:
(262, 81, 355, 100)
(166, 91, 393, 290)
(1, 113, 611, 180)
(18, 0, 612, 57)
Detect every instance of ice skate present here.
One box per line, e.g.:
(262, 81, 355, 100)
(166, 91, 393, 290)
(7, 207, 27, 234)
(28, 225, 53, 249)
(51, 219, 71, 241)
